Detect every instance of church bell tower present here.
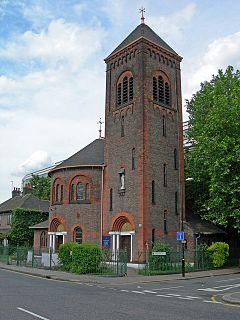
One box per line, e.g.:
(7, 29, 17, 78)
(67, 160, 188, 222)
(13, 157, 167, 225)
(103, 15, 184, 262)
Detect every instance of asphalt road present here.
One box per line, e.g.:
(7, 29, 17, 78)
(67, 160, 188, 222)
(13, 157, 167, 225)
(0, 269, 239, 320)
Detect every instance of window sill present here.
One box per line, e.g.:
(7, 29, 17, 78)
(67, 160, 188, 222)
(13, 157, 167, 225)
(115, 101, 133, 110)
(70, 200, 91, 204)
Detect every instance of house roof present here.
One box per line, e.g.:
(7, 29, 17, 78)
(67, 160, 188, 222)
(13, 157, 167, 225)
(49, 138, 105, 174)
(0, 194, 49, 213)
(30, 219, 49, 229)
(186, 212, 227, 235)
(107, 23, 179, 59)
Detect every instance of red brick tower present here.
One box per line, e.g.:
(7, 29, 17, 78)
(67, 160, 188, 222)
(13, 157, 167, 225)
(103, 20, 184, 262)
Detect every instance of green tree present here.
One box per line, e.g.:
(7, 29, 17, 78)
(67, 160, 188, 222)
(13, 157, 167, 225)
(30, 175, 51, 200)
(185, 66, 240, 230)
(8, 208, 48, 246)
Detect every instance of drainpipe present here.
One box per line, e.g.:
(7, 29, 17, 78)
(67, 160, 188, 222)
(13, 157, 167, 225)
(100, 165, 105, 249)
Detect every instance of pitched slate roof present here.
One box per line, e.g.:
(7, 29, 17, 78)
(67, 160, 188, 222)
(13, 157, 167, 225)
(30, 219, 49, 229)
(50, 139, 104, 174)
(186, 212, 226, 235)
(0, 194, 49, 213)
(107, 23, 179, 58)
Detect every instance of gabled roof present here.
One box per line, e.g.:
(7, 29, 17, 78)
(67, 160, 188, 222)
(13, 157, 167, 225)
(0, 194, 49, 213)
(107, 23, 179, 59)
(50, 139, 104, 174)
(186, 212, 227, 235)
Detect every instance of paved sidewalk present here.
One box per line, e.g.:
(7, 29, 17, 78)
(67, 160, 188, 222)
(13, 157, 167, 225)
(0, 261, 239, 286)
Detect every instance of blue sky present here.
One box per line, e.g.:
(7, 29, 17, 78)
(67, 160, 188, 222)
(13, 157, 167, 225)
(0, 0, 240, 202)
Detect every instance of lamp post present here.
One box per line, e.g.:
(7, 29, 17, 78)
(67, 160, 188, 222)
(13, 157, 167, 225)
(182, 177, 194, 277)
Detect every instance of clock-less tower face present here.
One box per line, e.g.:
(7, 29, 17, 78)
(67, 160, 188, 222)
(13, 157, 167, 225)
(103, 22, 184, 262)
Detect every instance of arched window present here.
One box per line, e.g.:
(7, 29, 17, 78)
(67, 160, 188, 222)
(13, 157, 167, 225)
(158, 76, 164, 103)
(74, 227, 82, 244)
(152, 74, 171, 106)
(117, 72, 134, 106)
(153, 77, 157, 101)
(132, 148, 135, 170)
(85, 183, 90, 201)
(76, 183, 83, 201)
(70, 184, 75, 201)
(109, 188, 113, 211)
(152, 228, 155, 247)
(163, 164, 167, 187)
(60, 185, 63, 202)
(117, 83, 122, 105)
(40, 231, 47, 248)
(174, 148, 178, 169)
(122, 76, 128, 103)
(175, 192, 178, 215)
(129, 77, 133, 101)
(151, 180, 155, 204)
(56, 184, 61, 202)
(164, 210, 167, 233)
(165, 82, 170, 105)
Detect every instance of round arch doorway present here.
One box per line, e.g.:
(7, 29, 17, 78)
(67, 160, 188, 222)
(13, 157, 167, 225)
(109, 216, 135, 262)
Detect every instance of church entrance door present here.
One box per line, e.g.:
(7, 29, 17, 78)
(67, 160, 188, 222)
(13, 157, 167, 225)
(55, 235, 63, 252)
(120, 235, 131, 262)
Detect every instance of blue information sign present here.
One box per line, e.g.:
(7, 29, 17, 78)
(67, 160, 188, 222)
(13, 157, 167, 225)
(177, 232, 185, 241)
(102, 236, 111, 248)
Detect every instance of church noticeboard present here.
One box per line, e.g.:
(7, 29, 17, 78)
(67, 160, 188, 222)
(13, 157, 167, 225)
(102, 236, 111, 249)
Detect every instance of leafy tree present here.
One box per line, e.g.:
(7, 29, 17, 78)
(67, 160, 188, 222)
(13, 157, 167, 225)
(30, 175, 51, 200)
(185, 66, 240, 230)
(8, 208, 48, 246)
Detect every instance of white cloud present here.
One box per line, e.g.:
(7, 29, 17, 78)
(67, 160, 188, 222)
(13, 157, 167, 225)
(0, 19, 105, 69)
(13, 150, 52, 177)
(0, 17, 106, 202)
(183, 31, 240, 102)
(148, 3, 197, 42)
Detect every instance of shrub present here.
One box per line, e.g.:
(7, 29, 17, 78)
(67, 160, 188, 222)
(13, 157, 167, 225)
(207, 242, 229, 268)
(58, 242, 79, 271)
(71, 243, 101, 274)
(149, 242, 172, 271)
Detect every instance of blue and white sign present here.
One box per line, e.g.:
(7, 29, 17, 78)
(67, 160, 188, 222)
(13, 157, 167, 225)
(102, 236, 111, 248)
(177, 232, 185, 241)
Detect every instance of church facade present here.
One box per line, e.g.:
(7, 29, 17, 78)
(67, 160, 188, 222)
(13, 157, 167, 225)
(40, 20, 185, 262)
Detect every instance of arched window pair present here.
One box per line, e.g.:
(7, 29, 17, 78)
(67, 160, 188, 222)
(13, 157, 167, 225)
(117, 76, 133, 106)
(40, 231, 48, 248)
(70, 183, 90, 202)
(73, 227, 83, 244)
(153, 75, 170, 106)
(52, 179, 64, 204)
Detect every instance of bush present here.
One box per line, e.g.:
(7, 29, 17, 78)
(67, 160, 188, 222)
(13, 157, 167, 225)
(71, 243, 101, 274)
(149, 242, 172, 271)
(207, 242, 229, 268)
(58, 242, 79, 271)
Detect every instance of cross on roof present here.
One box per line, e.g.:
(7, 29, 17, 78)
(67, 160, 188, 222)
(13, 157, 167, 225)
(139, 7, 145, 24)
(97, 118, 104, 139)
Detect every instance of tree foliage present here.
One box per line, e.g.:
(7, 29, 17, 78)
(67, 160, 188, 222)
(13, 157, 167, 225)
(30, 175, 51, 200)
(185, 66, 240, 230)
(8, 208, 49, 246)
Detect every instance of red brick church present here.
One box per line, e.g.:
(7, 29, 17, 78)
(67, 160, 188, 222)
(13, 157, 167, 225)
(33, 18, 186, 262)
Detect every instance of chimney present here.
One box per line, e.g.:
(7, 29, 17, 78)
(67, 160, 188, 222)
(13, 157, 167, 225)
(12, 187, 21, 198)
(23, 183, 33, 196)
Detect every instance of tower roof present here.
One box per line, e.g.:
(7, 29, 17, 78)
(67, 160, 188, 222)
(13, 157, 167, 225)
(107, 23, 179, 59)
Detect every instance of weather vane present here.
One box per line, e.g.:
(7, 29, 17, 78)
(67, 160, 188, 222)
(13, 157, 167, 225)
(139, 6, 145, 24)
(97, 118, 104, 139)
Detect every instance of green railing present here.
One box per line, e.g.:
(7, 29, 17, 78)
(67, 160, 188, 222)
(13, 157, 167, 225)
(0, 245, 128, 276)
(139, 249, 213, 275)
